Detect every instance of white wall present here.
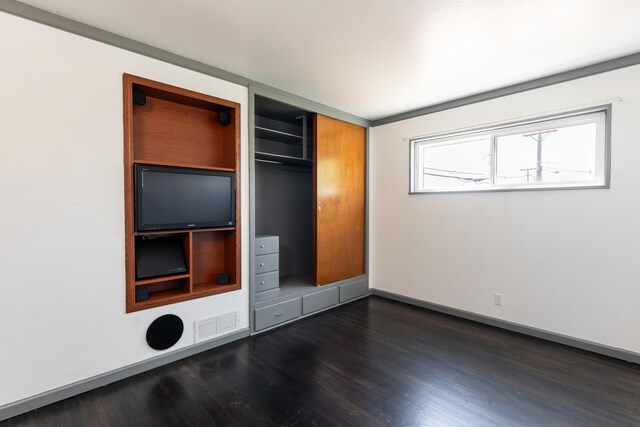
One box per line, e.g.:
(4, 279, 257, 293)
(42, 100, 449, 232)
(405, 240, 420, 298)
(370, 65, 640, 354)
(0, 13, 249, 406)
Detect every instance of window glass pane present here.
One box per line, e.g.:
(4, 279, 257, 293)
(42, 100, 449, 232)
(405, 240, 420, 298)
(419, 137, 491, 189)
(495, 123, 596, 185)
(410, 108, 607, 193)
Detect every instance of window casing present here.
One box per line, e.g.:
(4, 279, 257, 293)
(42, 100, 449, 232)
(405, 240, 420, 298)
(410, 106, 610, 193)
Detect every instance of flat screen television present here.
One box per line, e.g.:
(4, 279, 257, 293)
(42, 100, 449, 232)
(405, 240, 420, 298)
(135, 164, 236, 232)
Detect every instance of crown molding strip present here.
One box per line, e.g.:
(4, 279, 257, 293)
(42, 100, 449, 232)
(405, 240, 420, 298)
(4, 0, 640, 129)
(0, 0, 250, 86)
(372, 51, 640, 127)
(0, 0, 370, 126)
(250, 83, 371, 129)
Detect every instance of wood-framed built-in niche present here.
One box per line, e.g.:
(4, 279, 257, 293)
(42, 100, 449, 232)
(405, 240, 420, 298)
(123, 73, 241, 313)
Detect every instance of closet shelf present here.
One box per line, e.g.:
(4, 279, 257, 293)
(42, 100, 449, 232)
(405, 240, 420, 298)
(255, 126, 305, 144)
(255, 151, 312, 167)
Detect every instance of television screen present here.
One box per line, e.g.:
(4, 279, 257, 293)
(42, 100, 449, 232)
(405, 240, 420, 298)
(135, 164, 236, 232)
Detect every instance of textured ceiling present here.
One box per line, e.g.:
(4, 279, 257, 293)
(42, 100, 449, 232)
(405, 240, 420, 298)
(15, 0, 640, 120)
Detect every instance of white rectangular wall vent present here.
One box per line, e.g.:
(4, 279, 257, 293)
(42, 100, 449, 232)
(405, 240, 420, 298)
(195, 316, 218, 343)
(218, 312, 238, 334)
(195, 311, 239, 343)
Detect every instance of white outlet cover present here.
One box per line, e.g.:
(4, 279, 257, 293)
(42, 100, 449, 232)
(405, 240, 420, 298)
(494, 293, 504, 306)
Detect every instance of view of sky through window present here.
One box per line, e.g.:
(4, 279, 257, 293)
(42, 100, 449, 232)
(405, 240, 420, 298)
(412, 109, 606, 192)
(495, 123, 596, 184)
(420, 137, 491, 188)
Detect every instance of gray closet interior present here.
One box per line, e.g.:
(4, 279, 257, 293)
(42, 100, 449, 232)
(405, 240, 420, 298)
(254, 95, 314, 294)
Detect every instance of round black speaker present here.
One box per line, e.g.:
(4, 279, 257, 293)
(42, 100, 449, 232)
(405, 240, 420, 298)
(146, 314, 184, 350)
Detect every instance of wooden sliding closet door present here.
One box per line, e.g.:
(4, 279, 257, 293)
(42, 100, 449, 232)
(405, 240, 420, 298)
(314, 114, 366, 285)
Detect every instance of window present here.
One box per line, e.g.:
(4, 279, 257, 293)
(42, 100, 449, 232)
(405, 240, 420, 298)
(410, 106, 610, 193)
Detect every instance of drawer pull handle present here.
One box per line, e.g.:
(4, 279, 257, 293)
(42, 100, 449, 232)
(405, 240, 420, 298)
(260, 263, 265, 267)
(260, 281, 265, 285)
(274, 311, 285, 317)
(260, 244, 265, 248)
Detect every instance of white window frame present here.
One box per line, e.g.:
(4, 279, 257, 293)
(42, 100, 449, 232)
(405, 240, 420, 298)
(409, 105, 611, 194)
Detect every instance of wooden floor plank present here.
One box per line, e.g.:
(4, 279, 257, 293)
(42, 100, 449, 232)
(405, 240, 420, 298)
(4, 296, 640, 426)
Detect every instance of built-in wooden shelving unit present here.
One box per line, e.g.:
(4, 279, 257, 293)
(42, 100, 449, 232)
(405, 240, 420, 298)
(123, 74, 241, 312)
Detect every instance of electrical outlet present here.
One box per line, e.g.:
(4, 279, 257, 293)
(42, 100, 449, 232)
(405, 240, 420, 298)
(494, 293, 503, 306)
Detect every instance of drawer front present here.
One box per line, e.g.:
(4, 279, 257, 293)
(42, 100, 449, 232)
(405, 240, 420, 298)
(255, 271, 279, 293)
(255, 298, 301, 331)
(339, 279, 369, 303)
(256, 235, 279, 255)
(255, 253, 279, 274)
(303, 287, 339, 315)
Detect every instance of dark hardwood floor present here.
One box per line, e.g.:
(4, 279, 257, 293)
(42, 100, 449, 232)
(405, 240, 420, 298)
(4, 296, 640, 426)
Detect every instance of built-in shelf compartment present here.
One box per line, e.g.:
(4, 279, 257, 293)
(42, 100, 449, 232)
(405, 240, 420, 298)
(134, 278, 191, 310)
(124, 74, 241, 312)
(131, 228, 240, 309)
(254, 102, 312, 166)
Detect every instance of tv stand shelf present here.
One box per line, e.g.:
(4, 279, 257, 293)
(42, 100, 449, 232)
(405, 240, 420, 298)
(134, 226, 236, 236)
(192, 281, 240, 294)
(130, 160, 236, 173)
(135, 273, 191, 286)
(123, 74, 241, 312)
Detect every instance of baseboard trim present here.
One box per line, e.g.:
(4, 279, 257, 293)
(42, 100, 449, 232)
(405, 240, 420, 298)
(371, 289, 640, 365)
(0, 328, 250, 422)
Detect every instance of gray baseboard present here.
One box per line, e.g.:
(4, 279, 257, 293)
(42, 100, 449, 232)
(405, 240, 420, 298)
(5, 293, 637, 421)
(0, 328, 250, 422)
(371, 289, 640, 365)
